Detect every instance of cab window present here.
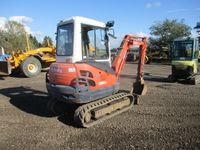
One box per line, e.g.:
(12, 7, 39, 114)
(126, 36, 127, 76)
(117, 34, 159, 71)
(82, 25, 109, 60)
(56, 24, 73, 56)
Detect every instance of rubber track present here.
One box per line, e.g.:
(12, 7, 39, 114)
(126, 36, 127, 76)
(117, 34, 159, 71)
(74, 92, 133, 128)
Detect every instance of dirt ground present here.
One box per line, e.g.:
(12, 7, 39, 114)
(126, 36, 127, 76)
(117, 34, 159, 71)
(0, 63, 200, 150)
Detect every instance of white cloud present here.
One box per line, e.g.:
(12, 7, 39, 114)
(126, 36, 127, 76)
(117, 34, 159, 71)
(9, 16, 32, 26)
(0, 16, 42, 41)
(145, 3, 152, 8)
(145, 2, 161, 8)
(9, 16, 33, 34)
(0, 17, 7, 30)
(137, 32, 147, 37)
(191, 31, 199, 38)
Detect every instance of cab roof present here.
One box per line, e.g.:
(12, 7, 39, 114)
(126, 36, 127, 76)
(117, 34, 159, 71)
(58, 16, 106, 28)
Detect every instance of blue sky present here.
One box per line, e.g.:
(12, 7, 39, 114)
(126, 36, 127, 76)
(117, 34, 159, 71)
(1, 0, 200, 46)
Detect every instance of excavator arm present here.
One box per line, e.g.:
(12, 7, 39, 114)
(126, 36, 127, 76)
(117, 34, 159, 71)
(112, 35, 147, 99)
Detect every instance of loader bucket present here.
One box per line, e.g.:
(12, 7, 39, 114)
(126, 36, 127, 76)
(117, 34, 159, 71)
(0, 61, 12, 75)
(132, 81, 147, 96)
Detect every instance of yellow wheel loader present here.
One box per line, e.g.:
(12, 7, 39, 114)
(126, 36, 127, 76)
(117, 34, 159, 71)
(0, 46, 56, 77)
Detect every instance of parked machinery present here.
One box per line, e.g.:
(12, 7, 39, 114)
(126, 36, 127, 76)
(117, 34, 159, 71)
(168, 37, 200, 84)
(0, 46, 56, 77)
(46, 16, 147, 127)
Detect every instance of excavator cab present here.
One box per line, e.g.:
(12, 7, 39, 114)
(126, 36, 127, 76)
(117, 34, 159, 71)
(47, 16, 119, 103)
(55, 16, 113, 65)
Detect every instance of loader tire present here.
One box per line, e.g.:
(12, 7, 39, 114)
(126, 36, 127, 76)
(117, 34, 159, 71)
(20, 56, 41, 78)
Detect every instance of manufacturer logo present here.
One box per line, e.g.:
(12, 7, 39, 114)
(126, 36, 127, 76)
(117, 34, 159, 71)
(98, 81, 107, 85)
(68, 67, 76, 72)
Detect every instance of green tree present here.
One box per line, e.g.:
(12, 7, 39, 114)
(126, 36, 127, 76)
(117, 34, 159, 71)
(148, 19, 191, 53)
(0, 21, 44, 53)
(0, 30, 12, 51)
(29, 35, 42, 49)
(42, 36, 53, 47)
(0, 21, 27, 52)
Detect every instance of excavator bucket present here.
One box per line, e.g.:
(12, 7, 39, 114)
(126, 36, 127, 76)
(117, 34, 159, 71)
(132, 80, 147, 96)
(0, 61, 12, 75)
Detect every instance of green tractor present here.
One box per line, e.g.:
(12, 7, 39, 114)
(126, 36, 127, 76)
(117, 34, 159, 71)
(168, 37, 200, 84)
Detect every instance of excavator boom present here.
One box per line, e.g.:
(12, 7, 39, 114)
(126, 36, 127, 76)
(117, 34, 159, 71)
(73, 35, 147, 127)
(112, 35, 147, 96)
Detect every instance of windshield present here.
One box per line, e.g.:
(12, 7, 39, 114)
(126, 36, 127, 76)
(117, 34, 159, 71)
(82, 25, 109, 60)
(56, 24, 73, 56)
(172, 40, 193, 60)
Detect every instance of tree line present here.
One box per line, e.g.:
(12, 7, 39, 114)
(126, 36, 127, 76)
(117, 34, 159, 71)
(0, 21, 53, 54)
(148, 19, 191, 58)
(112, 19, 192, 60)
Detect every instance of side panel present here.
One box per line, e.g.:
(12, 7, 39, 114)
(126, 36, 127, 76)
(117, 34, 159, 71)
(47, 62, 118, 103)
(172, 60, 197, 73)
(48, 63, 117, 90)
(172, 60, 198, 78)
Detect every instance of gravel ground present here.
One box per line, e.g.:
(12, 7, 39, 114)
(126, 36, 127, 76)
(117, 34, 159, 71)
(0, 63, 200, 150)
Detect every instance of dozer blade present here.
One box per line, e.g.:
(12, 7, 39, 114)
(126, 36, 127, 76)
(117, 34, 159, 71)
(0, 61, 12, 75)
(132, 81, 147, 96)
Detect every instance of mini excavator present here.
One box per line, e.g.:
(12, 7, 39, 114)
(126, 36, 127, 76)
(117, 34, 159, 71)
(46, 16, 147, 127)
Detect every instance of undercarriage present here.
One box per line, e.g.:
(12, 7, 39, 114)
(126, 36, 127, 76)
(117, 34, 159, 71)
(48, 91, 134, 127)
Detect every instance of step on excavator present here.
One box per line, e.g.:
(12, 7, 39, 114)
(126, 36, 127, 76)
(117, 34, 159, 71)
(46, 16, 147, 127)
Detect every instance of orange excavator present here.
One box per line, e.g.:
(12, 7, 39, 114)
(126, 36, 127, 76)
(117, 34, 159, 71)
(46, 16, 147, 127)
